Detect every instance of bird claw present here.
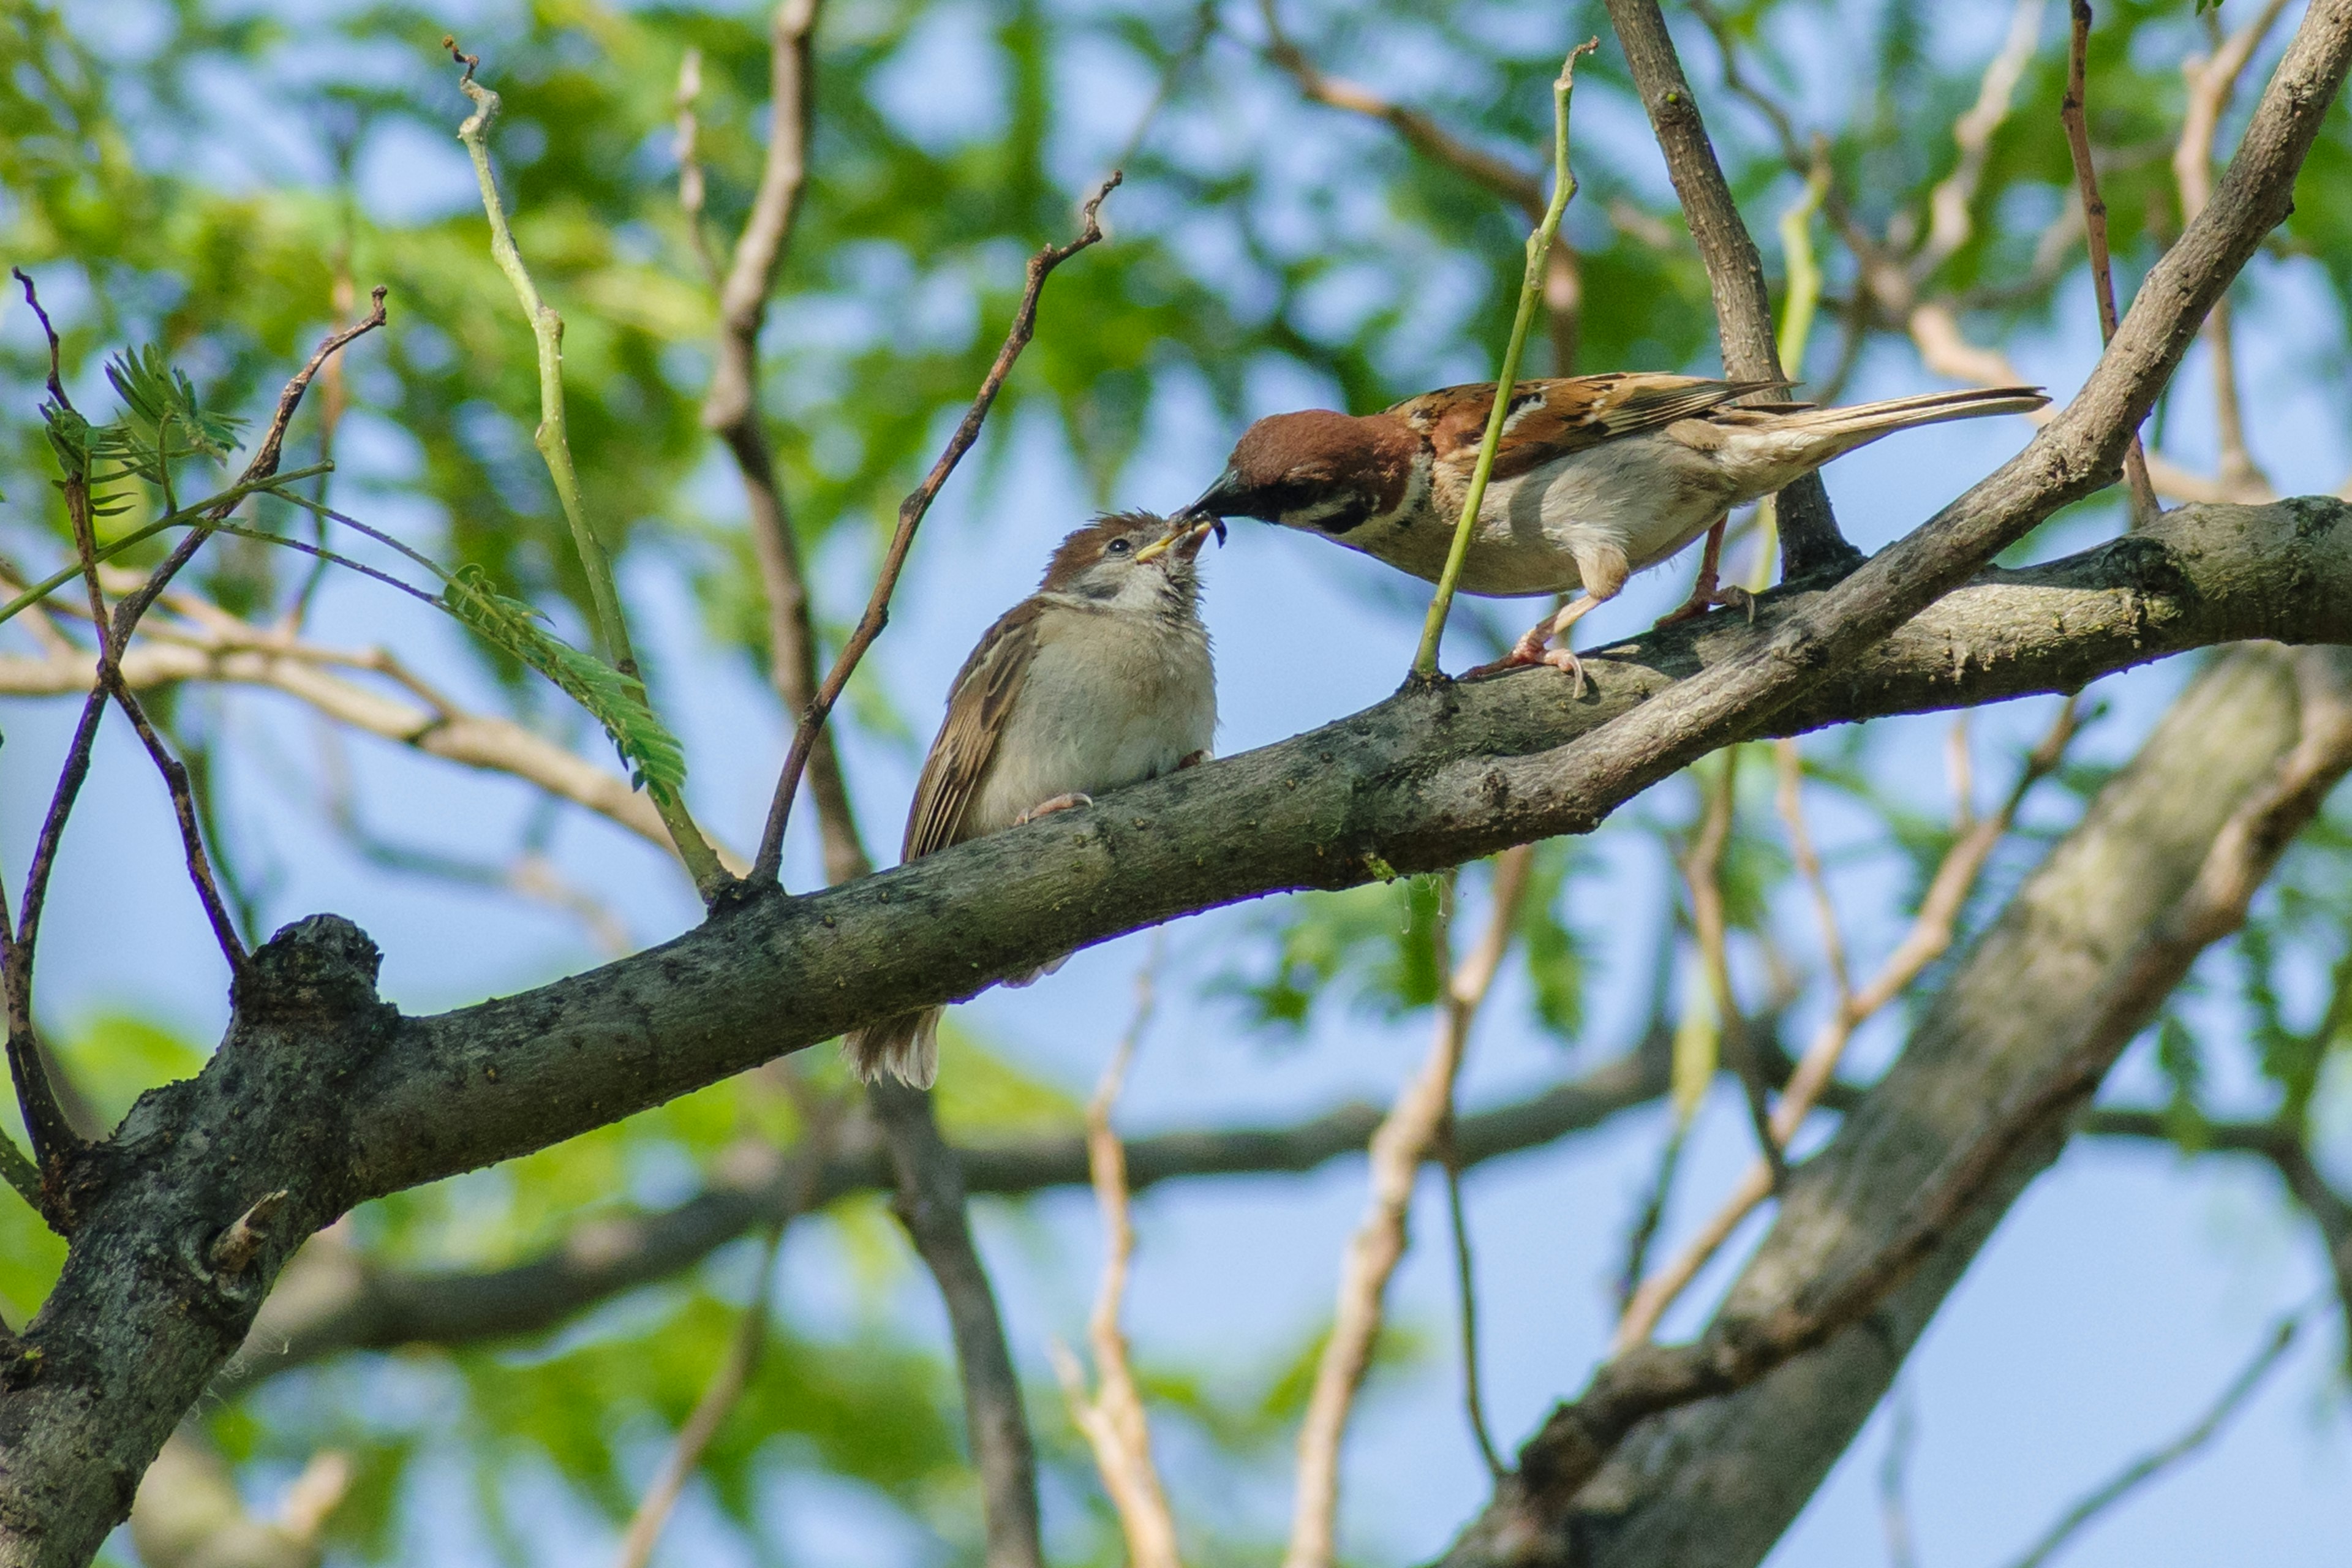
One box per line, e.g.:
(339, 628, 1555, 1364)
(1654, 581, 1756, 628)
(1464, 631, 1555, 680)
(1540, 646, 1589, 698)
(1015, 792, 1092, 826)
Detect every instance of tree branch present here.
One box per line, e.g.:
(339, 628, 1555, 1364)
(10, 40, 2352, 1517)
(694, 0, 869, 887)
(869, 1080, 1044, 1568)
(1474, 643, 2352, 1568)
(1600, 1, 1854, 577)
(748, 174, 1118, 886)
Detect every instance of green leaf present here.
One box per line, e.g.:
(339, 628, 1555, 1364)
(97, 343, 246, 478)
(439, 565, 687, 803)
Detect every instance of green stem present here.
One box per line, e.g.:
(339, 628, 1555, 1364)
(1411, 40, 1598, 679)
(0, 462, 334, 630)
(1747, 164, 1832, 597)
(456, 71, 727, 899)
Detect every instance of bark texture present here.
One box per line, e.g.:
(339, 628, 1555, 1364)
(1440, 644, 2345, 1566)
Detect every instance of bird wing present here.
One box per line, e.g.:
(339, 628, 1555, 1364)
(1392, 372, 1793, 480)
(902, 599, 1041, 861)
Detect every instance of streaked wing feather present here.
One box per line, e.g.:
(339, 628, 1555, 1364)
(903, 601, 1039, 860)
(1398, 373, 1792, 479)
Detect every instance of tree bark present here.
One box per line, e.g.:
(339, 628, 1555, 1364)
(1441, 644, 2352, 1566)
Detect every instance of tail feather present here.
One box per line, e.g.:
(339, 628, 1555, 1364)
(1783, 385, 2048, 447)
(845, 1007, 941, 1090)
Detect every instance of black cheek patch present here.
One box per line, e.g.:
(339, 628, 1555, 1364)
(1319, 497, 1374, 535)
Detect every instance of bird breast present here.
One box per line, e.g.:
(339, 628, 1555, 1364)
(968, 605, 1215, 836)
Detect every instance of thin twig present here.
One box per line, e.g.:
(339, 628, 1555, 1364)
(1915, 0, 2049, 283)
(1257, 1, 1580, 371)
(690, 0, 871, 889)
(449, 37, 727, 898)
(1439, 1109, 1505, 1480)
(1683, 747, 1785, 1186)
(1616, 698, 2081, 1351)
(1879, 1384, 1920, 1568)
(2176, 0, 2293, 503)
(1613, 1120, 1689, 1318)
(1412, 41, 1596, 678)
(1606, 0, 1855, 576)
(612, 1076, 838, 1568)
(2061, 0, 2161, 529)
(1285, 849, 1534, 1568)
(872, 1075, 1047, 1568)
(1053, 939, 1183, 1568)
(2004, 1310, 2302, 1568)
(749, 173, 1119, 886)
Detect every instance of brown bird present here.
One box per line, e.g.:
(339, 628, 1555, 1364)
(1184, 372, 2047, 688)
(845, 511, 1219, 1088)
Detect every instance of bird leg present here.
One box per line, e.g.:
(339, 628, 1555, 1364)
(1654, 516, 1754, 627)
(1014, 792, 1092, 826)
(1468, 592, 1610, 696)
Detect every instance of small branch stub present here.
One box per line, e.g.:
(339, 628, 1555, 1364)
(208, 1189, 289, 1274)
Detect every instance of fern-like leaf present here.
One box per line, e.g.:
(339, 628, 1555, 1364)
(440, 566, 688, 804)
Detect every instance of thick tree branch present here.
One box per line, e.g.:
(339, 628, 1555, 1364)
(10, 20, 2351, 1512)
(1601, 0, 1853, 577)
(1461, 643, 2352, 1568)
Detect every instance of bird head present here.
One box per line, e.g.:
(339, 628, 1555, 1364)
(1182, 409, 1413, 538)
(1040, 511, 1216, 611)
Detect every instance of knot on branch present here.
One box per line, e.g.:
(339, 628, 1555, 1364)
(230, 914, 384, 1023)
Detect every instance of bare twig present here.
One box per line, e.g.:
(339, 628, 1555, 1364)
(690, 0, 871, 888)
(2004, 1311, 2302, 1568)
(1604, 0, 1855, 576)
(1878, 1385, 1920, 1568)
(672, 48, 724, 293)
(613, 1072, 838, 1568)
(1616, 698, 2081, 1351)
(610, 1224, 785, 1568)
(1439, 1114, 1504, 1480)
(871, 1076, 1045, 1568)
(748, 173, 1118, 886)
(1683, 747, 1784, 1186)
(449, 37, 727, 897)
(2061, 0, 2161, 529)
(1053, 942, 1182, 1568)
(1285, 848, 1534, 1568)
(1916, 0, 2049, 283)
(1257, 0, 1581, 371)
(2176, 0, 2294, 504)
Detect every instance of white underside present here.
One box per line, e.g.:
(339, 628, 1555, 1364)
(1331, 424, 1842, 598)
(968, 600, 1216, 834)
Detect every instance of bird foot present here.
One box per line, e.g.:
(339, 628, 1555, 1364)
(1177, 750, 1209, 771)
(1654, 581, 1756, 628)
(1464, 630, 1557, 680)
(1015, 792, 1092, 826)
(1540, 646, 1589, 698)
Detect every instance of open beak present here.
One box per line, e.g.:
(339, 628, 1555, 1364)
(1177, 467, 1245, 545)
(1131, 515, 1219, 565)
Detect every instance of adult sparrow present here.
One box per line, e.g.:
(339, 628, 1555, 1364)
(845, 510, 1218, 1088)
(1183, 373, 2046, 688)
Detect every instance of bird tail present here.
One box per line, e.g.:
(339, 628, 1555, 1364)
(844, 1008, 941, 1090)
(1779, 385, 2048, 454)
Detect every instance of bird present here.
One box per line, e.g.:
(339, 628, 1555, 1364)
(1182, 372, 2048, 690)
(845, 510, 1219, 1088)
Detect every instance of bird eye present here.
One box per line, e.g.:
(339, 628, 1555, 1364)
(1106, 537, 1132, 555)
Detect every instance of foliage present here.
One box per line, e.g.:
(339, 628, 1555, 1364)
(4, 0, 2351, 1561)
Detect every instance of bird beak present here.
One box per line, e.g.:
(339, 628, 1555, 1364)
(1131, 516, 1218, 565)
(1178, 467, 1246, 545)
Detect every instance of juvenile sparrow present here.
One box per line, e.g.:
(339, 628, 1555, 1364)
(845, 510, 1218, 1088)
(1183, 372, 2047, 688)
